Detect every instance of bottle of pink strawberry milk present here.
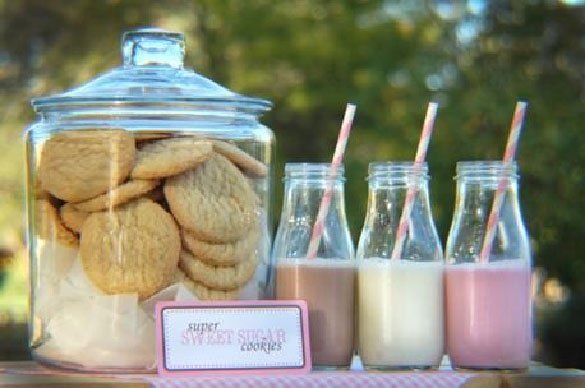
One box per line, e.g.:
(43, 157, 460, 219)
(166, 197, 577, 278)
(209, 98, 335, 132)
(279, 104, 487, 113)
(445, 161, 532, 371)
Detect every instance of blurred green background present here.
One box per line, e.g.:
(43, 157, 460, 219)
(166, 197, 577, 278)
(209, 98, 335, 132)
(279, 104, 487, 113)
(0, 0, 583, 368)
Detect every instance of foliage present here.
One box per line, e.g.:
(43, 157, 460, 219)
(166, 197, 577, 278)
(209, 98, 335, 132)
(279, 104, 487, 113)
(0, 0, 583, 367)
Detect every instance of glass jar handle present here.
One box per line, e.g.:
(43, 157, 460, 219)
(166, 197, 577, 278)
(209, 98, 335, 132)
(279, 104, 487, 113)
(122, 28, 185, 69)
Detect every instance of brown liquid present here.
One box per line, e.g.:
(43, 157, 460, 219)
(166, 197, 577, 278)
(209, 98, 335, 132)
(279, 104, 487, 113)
(275, 260, 355, 368)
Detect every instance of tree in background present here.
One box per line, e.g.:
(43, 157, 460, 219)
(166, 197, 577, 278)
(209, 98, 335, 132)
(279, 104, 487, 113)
(0, 0, 583, 367)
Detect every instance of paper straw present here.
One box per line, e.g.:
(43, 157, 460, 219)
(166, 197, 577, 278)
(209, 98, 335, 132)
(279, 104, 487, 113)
(306, 103, 357, 259)
(390, 102, 439, 261)
(479, 101, 528, 263)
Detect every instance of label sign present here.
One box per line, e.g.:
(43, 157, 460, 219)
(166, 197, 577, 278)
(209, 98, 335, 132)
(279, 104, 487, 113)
(156, 300, 311, 375)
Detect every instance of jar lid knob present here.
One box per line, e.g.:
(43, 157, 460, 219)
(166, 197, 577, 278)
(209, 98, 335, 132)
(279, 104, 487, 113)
(122, 28, 185, 69)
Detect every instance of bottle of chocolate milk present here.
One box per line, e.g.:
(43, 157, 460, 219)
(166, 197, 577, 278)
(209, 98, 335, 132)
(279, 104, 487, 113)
(273, 163, 355, 370)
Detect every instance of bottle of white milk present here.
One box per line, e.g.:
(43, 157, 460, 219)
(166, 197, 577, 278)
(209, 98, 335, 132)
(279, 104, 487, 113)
(356, 162, 444, 370)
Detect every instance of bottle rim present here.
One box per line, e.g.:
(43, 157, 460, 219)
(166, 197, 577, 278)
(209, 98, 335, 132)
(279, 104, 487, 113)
(284, 162, 345, 181)
(455, 161, 518, 179)
(367, 161, 429, 181)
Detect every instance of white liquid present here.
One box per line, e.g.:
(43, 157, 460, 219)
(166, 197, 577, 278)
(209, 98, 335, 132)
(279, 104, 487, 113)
(358, 259, 444, 369)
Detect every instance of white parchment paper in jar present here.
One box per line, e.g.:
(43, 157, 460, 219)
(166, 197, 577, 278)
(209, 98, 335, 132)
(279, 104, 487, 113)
(35, 257, 197, 369)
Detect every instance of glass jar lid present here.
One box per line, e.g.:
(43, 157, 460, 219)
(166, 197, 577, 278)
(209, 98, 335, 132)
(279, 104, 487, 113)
(31, 28, 271, 114)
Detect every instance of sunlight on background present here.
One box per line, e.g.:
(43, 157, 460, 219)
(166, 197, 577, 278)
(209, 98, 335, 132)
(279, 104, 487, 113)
(0, 0, 583, 367)
(560, 0, 585, 5)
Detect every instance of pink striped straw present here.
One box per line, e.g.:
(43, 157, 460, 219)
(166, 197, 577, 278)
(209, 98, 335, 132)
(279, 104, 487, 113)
(390, 102, 439, 261)
(306, 103, 357, 260)
(479, 101, 528, 264)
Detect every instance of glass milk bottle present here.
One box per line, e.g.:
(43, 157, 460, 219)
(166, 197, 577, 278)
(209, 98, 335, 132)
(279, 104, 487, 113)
(445, 161, 532, 370)
(357, 162, 444, 370)
(273, 163, 355, 370)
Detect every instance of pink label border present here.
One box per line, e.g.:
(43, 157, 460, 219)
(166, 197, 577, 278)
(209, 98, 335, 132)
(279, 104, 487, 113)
(155, 300, 312, 376)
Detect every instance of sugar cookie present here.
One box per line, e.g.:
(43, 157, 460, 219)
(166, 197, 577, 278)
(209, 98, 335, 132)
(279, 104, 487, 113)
(38, 129, 135, 202)
(164, 153, 258, 242)
(80, 198, 180, 299)
(132, 138, 212, 179)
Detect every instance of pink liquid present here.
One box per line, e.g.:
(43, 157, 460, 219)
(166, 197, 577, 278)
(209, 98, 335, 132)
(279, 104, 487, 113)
(445, 263, 532, 370)
(275, 260, 355, 368)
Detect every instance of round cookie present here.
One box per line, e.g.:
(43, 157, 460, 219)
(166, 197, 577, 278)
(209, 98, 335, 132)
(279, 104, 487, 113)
(38, 129, 135, 202)
(212, 140, 268, 177)
(131, 138, 213, 179)
(80, 198, 180, 299)
(73, 179, 160, 212)
(144, 185, 165, 203)
(34, 177, 50, 199)
(179, 250, 258, 290)
(133, 132, 172, 142)
(164, 153, 258, 242)
(59, 203, 89, 233)
(190, 282, 240, 301)
(36, 199, 78, 247)
(175, 271, 239, 300)
(182, 225, 260, 266)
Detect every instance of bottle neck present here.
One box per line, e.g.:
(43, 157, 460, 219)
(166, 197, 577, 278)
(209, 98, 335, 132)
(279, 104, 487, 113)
(282, 162, 346, 201)
(358, 163, 441, 261)
(447, 162, 529, 264)
(366, 162, 431, 212)
(281, 162, 346, 211)
(454, 160, 520, 206)
(275, 163, 353, 260)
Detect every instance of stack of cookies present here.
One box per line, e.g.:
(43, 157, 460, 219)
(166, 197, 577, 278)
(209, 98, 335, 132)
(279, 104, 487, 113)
(35, 129, 267, 301)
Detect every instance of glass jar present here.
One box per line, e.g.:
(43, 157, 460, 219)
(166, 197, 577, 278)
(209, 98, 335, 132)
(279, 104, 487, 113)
(356, 162, 444, 370)
(445, 161, 532, 370)
(25, 28, 274, 372)
(273, 163, 355, 370)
